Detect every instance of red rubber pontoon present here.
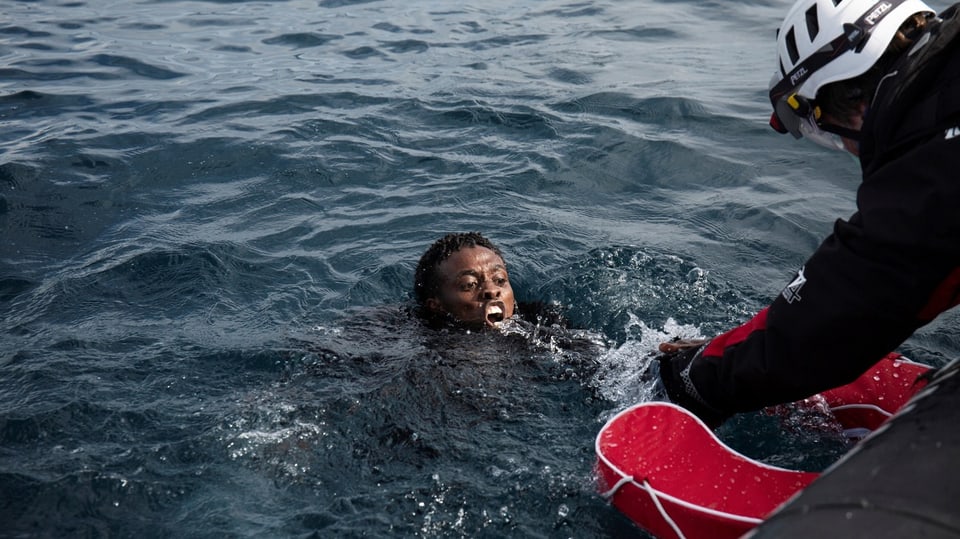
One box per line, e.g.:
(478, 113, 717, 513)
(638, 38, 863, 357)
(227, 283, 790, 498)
(595, 353, 952, 539)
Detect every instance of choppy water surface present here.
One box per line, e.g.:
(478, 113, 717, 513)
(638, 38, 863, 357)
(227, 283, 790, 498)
(2, 0, 957, 537)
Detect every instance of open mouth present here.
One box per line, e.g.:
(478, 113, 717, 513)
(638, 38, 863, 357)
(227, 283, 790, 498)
(484, 301, 506, 327)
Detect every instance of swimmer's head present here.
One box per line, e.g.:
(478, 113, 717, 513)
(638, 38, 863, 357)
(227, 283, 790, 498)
(414, 232, 516, 329)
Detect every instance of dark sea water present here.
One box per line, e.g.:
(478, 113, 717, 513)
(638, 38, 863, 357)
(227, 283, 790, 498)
(2, 0, 957, 537)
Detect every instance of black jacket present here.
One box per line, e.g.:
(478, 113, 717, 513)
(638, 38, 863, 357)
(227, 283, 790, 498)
(660, 5, 960, 425)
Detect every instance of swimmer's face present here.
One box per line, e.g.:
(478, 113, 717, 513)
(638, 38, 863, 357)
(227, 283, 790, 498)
(426, 246, 516, 329)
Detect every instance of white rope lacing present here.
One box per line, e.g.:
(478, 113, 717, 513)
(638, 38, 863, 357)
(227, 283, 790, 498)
(599, 475, 633, 499)
(642, 478, 687, 539)
(600, 474, 687, 539)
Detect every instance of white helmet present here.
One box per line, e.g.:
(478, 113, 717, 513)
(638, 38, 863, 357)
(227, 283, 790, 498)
(768, 0, 934, 140)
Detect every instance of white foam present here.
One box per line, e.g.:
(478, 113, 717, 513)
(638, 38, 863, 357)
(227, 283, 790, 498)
(592, 315, 703, 411)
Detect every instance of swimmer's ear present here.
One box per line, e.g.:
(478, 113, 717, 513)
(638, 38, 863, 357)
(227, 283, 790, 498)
(425, 297, 443, 313)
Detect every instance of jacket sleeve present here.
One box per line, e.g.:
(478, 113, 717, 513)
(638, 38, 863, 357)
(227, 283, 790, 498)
(663, 129, 960, 419)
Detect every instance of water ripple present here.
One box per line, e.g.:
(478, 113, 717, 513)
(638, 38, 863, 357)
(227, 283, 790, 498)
(87, 54, 187, 79)
(3, 0, 947, 536)
(262, 32, 342, 48)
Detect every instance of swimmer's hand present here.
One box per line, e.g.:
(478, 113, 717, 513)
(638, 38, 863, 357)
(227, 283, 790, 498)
(655, 338, 728, 428)
(658, 338, 707, 354)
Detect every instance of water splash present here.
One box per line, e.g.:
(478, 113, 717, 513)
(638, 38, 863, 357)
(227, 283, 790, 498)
(592, 315, 703, 411)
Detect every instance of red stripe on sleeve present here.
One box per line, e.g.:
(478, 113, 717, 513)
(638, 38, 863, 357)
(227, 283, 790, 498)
(703, 307, 770, 357)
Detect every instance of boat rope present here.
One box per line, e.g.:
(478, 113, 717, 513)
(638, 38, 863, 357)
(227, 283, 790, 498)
(598, 475, 633, 499)
(642, 478, 687, 539)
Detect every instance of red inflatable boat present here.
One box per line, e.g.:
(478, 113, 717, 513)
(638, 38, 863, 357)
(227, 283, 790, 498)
(596, 352, 959, 539)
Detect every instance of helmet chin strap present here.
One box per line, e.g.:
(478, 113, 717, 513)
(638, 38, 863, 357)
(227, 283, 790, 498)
(819, 121, 862, 141)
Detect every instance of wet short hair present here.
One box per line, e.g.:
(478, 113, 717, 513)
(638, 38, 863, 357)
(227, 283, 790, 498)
(413, 232, 506, 306)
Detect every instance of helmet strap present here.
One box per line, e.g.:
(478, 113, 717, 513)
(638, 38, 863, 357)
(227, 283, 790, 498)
(819, 121, 862, 141)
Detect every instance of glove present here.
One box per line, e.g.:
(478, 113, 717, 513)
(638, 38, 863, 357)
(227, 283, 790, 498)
(656, 340, 731, 429)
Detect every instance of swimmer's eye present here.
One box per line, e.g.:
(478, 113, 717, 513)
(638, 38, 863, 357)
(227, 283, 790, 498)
(458, 280, 479, 292)
(455, 273, 508, 292)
